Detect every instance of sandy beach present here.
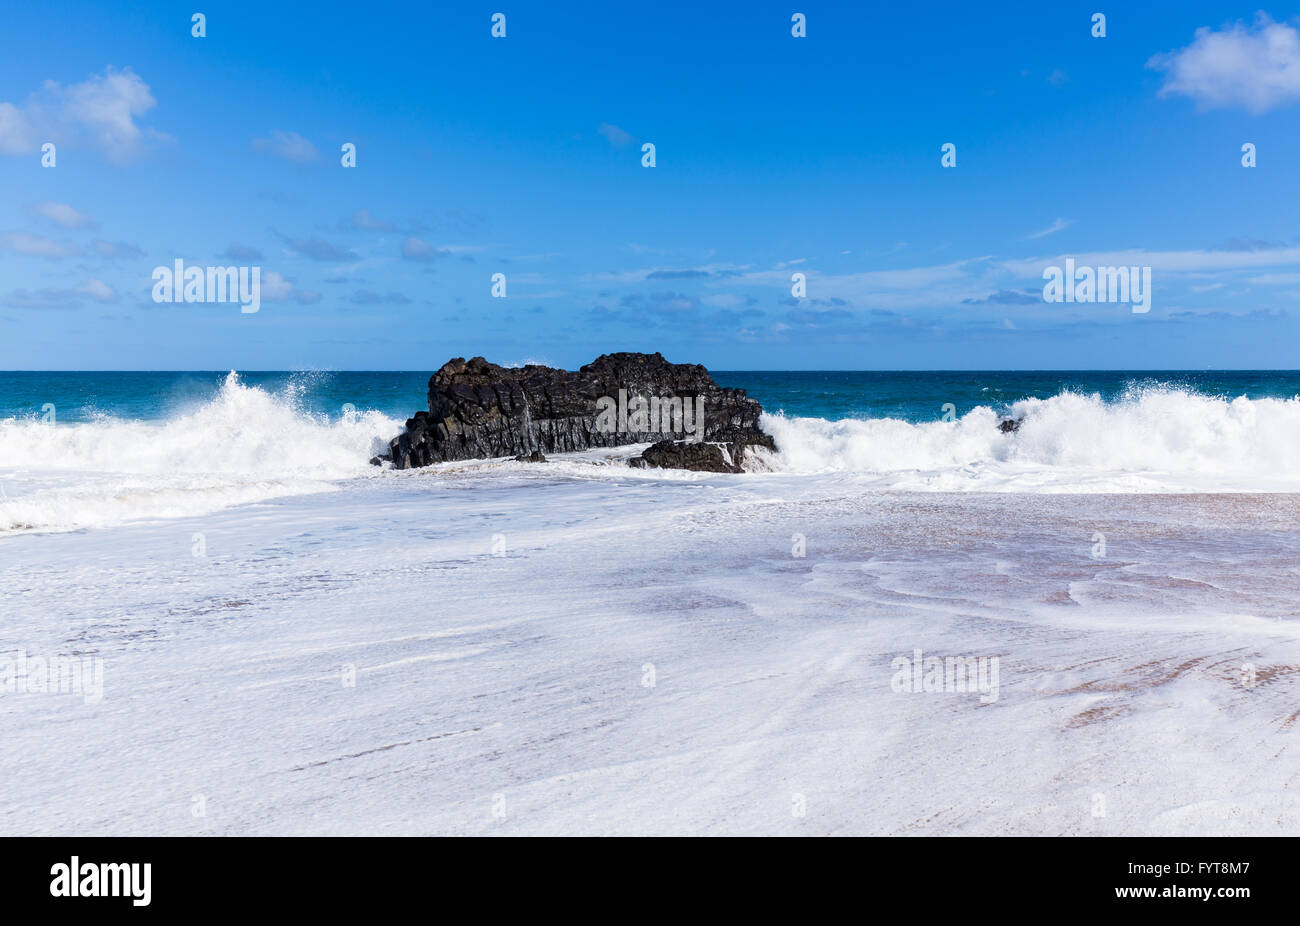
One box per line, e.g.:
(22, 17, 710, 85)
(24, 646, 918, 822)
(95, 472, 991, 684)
(5, 457, 1297, 835)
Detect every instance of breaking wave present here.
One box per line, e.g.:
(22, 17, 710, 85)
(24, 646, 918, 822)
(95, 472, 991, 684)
(0, 372, 400, 532)
(760, 386, 1300, 492)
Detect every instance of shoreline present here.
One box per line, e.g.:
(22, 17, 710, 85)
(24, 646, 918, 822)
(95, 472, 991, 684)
(2, 481, 1297, 835)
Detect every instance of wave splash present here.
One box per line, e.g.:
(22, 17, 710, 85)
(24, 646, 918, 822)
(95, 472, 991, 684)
(760, 386, 1300, 491)
(0, 371, 398, 478)
(7, 379, 1300, 530)
(0, 372, 401, 532)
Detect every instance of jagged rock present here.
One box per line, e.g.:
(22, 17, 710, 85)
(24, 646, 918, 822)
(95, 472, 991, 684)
(514, 451, 547, 463)
(380, 352, 775, 472)
(629, 440, 741, 473)
(998, 417, 1023, 433)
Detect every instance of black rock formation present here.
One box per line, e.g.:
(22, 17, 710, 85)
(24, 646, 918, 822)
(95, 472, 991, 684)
(628, 439, 744, 474)
(380, 352, 775, 472)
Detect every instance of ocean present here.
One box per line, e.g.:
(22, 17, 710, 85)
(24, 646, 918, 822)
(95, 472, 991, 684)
(3, 370, 1300, 834)
(6, 367, 1300, 422)
(4, 369, 1300, 534)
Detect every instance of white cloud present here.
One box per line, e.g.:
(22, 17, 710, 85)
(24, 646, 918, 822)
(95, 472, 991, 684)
(347, 209, 395, 232)
(260, 271, 321, 305)
(400, 237, 448, 261)
(584, 241, 1300, 317)
(62, 68, 160, 161)
(1023, 218, 1072, 240)
(1002, 245, 1300, 277)
(91, 239, 143, 259)
(581, 262, 753, 285)
(76, 279, 118, 302)
(251, 130, 319, 163)
(0, 67, 162, 163)
(597, 122, 635, 148)
(0, 102, 37, 154)
(4, 278, 117, 309)
(3, 289, 81, 310)
(0, 232, 80, 258)
(1149, 15, 1300, 113)
(33, 201, 96, 229)
(260, 271, 294, 301)
(712, 258, 1004, 312)
(744, 258, 988, 292)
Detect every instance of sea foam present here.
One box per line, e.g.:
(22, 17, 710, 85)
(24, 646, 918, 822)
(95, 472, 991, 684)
(0, 373, 399, 532)
(0, 372, 397, 478)
(758, 386, 1300, 492)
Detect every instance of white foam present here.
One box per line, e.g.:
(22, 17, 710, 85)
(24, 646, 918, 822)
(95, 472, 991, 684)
(0, 372, 397, 478)
(0, 372, 400, 533)
(8, 379, 1300, 534)
(759, 386, 1300, 492)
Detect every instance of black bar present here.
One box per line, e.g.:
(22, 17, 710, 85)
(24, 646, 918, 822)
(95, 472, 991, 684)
(2, 836, 1290, 912)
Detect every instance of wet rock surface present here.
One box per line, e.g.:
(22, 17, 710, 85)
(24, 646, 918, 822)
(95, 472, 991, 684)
(628, 440, 742, 473)
(380, 352, 775, 472)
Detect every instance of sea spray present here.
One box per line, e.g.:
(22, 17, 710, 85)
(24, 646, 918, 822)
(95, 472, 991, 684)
(0, 373, 401, 533)
(759, 386, 1300, 490)
(0, 372, 398, 477)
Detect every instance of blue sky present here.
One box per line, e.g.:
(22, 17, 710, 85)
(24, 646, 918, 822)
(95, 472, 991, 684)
(2, 1, 1300, 370)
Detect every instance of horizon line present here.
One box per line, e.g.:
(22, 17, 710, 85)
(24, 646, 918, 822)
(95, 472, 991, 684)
(3, 368, 1300, 375)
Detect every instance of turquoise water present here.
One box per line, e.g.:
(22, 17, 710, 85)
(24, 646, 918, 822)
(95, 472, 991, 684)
(714, 370, 1300, 421)
(2, 370, 1300, 424)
